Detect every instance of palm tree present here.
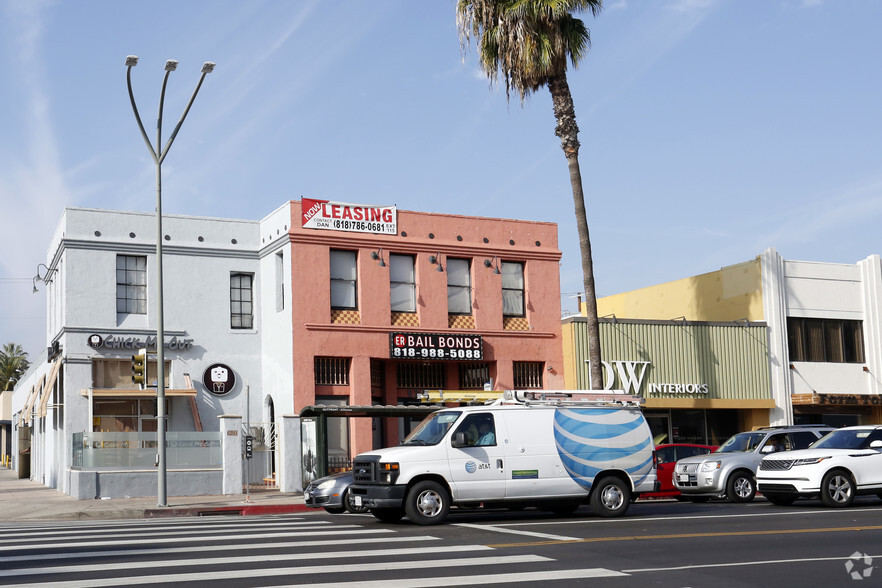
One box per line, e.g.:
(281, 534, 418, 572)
(0, 343, 30, 392)
(457, 0, 605, 389)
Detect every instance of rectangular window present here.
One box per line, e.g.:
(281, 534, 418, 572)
(116, 255, 147, 315)
(396, 363, 444, 389)
(230, 273, 254, 329)
(315, 357, 350, 386)
(447, 258, 472, 315)
(458, 363, 489, 389)
(502, 261, 525, 317)
(330, 250, 357, 310)
(390, 254, 416, 312)
(275, 251, 285, 312)
(92, 359, 169, 388)
(787, 317, 865, 363)
(513, 361, 543, 389)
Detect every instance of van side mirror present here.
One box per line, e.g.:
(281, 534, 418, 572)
(451, 432, 468, 448)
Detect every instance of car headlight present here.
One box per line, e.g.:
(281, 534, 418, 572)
(317, 479, 338, 491)
(699, 461, 721, 472)
(793, 456, 830, 466)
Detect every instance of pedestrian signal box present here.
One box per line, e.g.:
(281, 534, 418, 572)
(245, 435, 254, 459)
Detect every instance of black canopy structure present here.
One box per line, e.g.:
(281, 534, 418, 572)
(299, 404, 441, 480)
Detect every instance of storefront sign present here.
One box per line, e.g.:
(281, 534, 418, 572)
(203, 363, 236, 396)
(817, 394, 882, 406)
(589, 360, 709, 397)
(390, 332, 483, 360)
(87, 334, 194, 351)
(301, 198, 397, 235)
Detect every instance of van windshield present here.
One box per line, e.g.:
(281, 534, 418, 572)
(401, 411, 461, 446)
(716, 432, 765, 453)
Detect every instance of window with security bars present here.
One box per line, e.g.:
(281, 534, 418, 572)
(315, 357, 350, 385)
(502, 261, 525, 317)
(787, 317, 865, 363)
(396, 363, 444, 389)
(513, 361, 543, 389)
(116, 255, 147, 315)
(370, 360, 385, 389)
(230, 273, 254, 329)
(459, 363, 489, 390)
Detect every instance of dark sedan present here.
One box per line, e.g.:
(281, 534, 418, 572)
(303, 471, 367, 514)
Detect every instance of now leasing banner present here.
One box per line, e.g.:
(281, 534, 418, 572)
(301, 198, 397, 235)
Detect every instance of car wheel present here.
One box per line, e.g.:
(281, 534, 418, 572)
(764, 492, 797, 506)
(370, 507, 405, 523)
(821, 470, 854, 507)
(344, 490, 368, 514)
(726, 471, 756, 502)
(404, 481, 451, 525)
(590, 476, 631, 517)
(323, 506, 345, 514)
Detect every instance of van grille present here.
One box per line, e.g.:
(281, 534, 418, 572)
(352, 459, 377, 483)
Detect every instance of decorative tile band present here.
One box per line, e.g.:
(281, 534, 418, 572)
(331, 309, 361, 325)
(503, 316, 530, 331)
(391, 312, 420, 327)
(448, 315, 475, 329)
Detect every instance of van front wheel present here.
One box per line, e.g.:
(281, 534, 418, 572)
(405, 481, 451, 525)
(591, 476, 631, 517)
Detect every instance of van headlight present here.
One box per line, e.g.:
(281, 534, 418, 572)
(379, 462, 399, 484)
(699, 461, 721, 472)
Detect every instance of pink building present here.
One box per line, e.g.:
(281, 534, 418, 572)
(286, 200, 564, 461)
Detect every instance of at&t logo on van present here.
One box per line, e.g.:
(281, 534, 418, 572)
(464, 461, 477, 473)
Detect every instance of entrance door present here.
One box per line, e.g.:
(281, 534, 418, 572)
(446, 412, 506, 501)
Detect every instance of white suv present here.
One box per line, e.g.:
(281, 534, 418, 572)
(757, 426, 882, 507)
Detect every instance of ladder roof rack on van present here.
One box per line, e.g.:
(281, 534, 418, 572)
(502, 390, 645, 407)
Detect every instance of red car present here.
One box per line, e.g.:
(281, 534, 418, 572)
(642, 443, 718, 499)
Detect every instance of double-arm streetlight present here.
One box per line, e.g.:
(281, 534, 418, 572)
(125, 56, 215, 507)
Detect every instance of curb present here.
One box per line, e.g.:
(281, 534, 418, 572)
(144, 504, 312, 518)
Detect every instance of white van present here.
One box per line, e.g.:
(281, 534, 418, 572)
(347, 390, 657, 525)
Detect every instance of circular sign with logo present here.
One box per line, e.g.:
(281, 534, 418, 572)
(203, 363, 236, 396)
(87, 334, 104, 349)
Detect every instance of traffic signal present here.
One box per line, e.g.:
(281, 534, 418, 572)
(132, 348, 148, 389)
(245, 435, 254, 459)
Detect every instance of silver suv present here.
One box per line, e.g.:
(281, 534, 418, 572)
(673, 425, 834, 502)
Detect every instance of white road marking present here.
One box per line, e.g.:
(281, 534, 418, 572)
(13, 555, 552, 587)
(1, 545, 495, 578)
(453, 522, 578, 541)
(624, 553, 882, 573)
(287, 568, 629, 587)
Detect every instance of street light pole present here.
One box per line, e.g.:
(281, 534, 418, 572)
(125, 56, 215, 507)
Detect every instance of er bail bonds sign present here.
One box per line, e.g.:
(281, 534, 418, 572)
(302, 198, 397, 235)
(391, 332, 483, 361)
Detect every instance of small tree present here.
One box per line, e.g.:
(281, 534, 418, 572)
(0, 343, 30, 392)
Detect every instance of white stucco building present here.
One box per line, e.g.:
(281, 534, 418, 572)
(12, 205, 295, 497)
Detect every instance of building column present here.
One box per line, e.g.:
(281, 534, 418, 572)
(761, 247, 793, 425)
(219, 415, 243, 495)
(278, 415, 302, 492)
(349, 356, 372, 459)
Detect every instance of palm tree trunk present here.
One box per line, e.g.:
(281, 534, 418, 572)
(549, 73, 603, 390)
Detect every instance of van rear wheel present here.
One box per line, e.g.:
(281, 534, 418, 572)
(405, 481, 451, 525)
(590, 476, 631, 517)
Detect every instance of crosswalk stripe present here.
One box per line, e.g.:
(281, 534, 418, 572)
(12, 555, 552, 588)
(0, 517, 323, 539)
(1, 544, 494, 578)
(454, 522, 578, 541)
(0, 522, 342, 546)
(0, 534, 439, 564)
(287, 568, 629, 587)
(0, 527, 388, 552)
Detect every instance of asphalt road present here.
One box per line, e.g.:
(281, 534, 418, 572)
(1, 497, 880, 586)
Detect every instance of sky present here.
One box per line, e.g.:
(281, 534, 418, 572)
(2, 0, 881, 363)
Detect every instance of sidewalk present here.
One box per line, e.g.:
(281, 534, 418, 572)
(0, 467, 309, 523)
